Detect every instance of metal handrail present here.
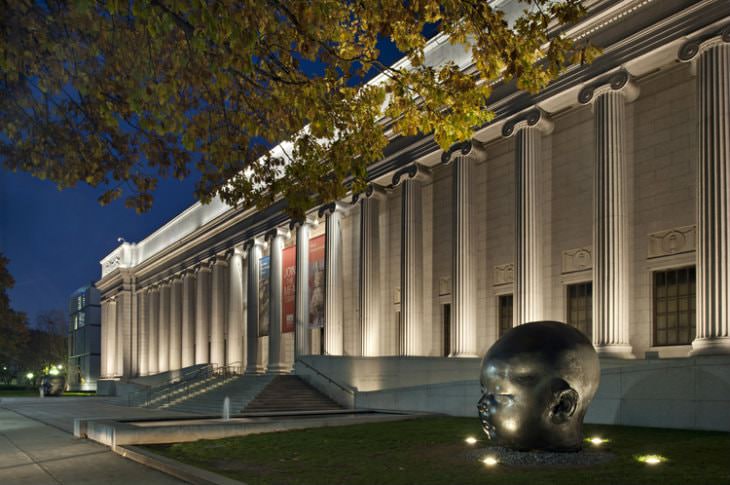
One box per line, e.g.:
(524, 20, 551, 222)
(295, 358, 356, 396)
(127, 362, 243, 408)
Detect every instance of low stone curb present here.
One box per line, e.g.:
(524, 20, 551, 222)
(113, 443, 247, 485)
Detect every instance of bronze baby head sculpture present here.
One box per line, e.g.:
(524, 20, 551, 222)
(477, 321, 600, 451)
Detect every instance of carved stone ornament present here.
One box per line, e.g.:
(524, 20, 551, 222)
(439, 276, 451, 296)
(440, 139, 487, 165)
(562, 247, 593, 274)
(494, 264, 514, 285)
(578, 69, 639, 104)
(678, 24, 730, 62)
(478, 321, 600, 451)
(648, 225, 696, 258)
(501, 109, 554, 138)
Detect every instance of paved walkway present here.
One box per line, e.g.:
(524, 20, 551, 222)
(0, 398, 189, 484)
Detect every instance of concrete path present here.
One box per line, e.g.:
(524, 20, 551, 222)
(0, 399, 189, 484)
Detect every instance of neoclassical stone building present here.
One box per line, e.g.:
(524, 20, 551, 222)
(97, 0, 730, 403)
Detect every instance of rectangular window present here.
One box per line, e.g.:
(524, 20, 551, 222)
(654, 267, 696, 346)
(498, 295, 513, 337)
(567, 282, 593, 340)
(442, 303, 451, 357)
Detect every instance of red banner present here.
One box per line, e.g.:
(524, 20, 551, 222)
(308, 234, 326, 328)
(282, 245, 296, 333)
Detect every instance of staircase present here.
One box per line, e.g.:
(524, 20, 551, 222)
(165, 375, 275, 415)
(243, 375, 342, 413)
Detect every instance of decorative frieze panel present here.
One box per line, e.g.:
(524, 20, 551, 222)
(562, 247, 593, 274)
(393, 287, 401, 305)
(439, 276, 451, 296)
(648, 225, 696, 258)
(494, 264, 514, 286)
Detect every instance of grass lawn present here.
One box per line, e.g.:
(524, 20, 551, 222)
(146, 417, 730, 485)
(0, 388, 40, 397)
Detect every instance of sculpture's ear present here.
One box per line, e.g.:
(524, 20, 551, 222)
(549, 382, 579, 424)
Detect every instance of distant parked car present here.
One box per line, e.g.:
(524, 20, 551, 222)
(40, 375, 65, 396)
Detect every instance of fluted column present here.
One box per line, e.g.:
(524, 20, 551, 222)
(181, 270, 196, 368)
(267, 228, 291, 373)
(210, 254, 228, 367)
(158, 281, 171, 372)
(319, 202, 345, 355)
(292, 219, 315, 358)
(100, 299, 108, 378)
(579, 70, 638, 358)
(103, 298, 117, 377)
(392, 164, 431, 356)
(138, 289, 149, 375)
(680, 28, 730, 354)
(169, 275, 183, 371)
(147, 286, 159, 374)
(358, 185, 386, 356)
(194, 264, 211, 365)
(442, 142, 486, 356)
(227, 249, 245, 372)
(502, 111, 553, 325)
(245, 238, 264, 374)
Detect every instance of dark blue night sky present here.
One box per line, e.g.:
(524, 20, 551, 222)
(0, 168, 199, 326)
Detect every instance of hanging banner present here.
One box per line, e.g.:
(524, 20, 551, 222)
(308, 234, 326, 328)
(282, 245, 296, 333)
(258, 255, 270, 336)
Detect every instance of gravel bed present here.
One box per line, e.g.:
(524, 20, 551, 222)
(466, 446, 615, 468)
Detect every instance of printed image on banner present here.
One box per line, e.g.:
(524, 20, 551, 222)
(258, 255, 270, 336)
(282, 245, 296, 333)
(308, 235, 325, 328)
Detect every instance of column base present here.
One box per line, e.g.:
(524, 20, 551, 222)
(267, 363, 292, 375)
(691, 337, 730, 356)
(448, 352, 480, 358)
(244, 364, 265, 375)
(595, 344, 634, 359)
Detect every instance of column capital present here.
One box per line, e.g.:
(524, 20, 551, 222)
(578, 69, 639, 105)
(352, 184, 387, 204)
(392, 163, 431, 187)
(441, 140, 488, 165)
(501, 109, 553, 138)
(195, 261, 212, 274)
(181, 267, 196, 278)
(678, 24, 730, 62)
(318, 201, 347, 218)
(265, 226, 291, 241)
(243, 237, 266, 251)
(289, 215, 318, 231)
(225, 246, 245, 260)
(212, 253, 228, 266)
(158, 278, 171, 288)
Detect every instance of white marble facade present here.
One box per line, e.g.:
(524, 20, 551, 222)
(97, 2, 730, 379)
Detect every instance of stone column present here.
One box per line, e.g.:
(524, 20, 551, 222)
(181, 270, 196, 368)
(292, 220, 313, 358)
(579, 70, 638, 357)
(392, 164, 431, 356)
(158, 280, 171, 372)
(227, 248, 245, 372)
(441, 142, 487, 356)
(245, 238, 264, 374)
(267, 228, 291, 373)
(168, 275, 183, 371)
(358, 185, 386, 357)
(102, 298, 116, 377)
(138, 289, 148, 376)
(680, 28, 730, 354)
(147, 286, 159, 375)
(194, 264, 211, 365)
(502, 111, 553, 325)
(210, 254, 228, 367)
(115, 289, 133, 377)
(319, 202, 345, 355)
